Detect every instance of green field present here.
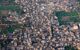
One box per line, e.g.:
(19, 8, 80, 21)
(55, 11, 79, 25)
(0, 5, 22, 15)
(0, 0, 22, 14)
(0, 5, 20, 10)
(0, 0, 15, 3)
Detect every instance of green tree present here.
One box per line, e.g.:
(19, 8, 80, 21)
(64, 45, 78, 50)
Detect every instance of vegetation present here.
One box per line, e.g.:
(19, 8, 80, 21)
(51, 25, 54, 34)
(0, 0, 15, 3)
(55, 11, 79, 25)
(0, 5, 20, 11)
(0, 0, 22, 15)
(78, 0, 80, 2)
(64, 45, 78, 50)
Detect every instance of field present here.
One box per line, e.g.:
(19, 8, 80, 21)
(55, 11, 79, 25)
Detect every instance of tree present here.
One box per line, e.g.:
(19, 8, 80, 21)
(64, 45, 78, 50)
